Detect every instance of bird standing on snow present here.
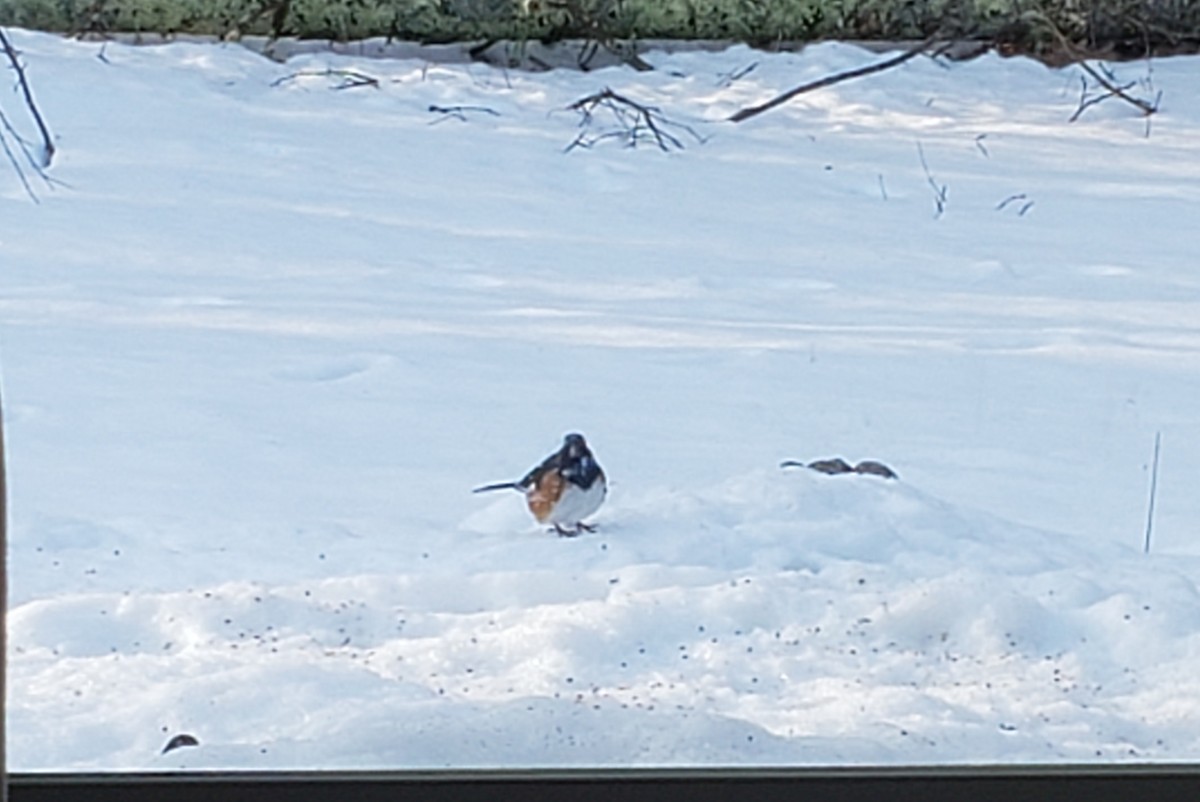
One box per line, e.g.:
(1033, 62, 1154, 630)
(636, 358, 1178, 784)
(473, 433, 606, 536)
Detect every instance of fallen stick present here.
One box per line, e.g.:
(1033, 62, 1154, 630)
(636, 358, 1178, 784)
(729, 33, 943, 123)
(1143, 431, 1161, 554)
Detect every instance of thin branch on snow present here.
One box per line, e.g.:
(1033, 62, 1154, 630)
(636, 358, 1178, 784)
(996, 193, 1035, 216)
(1, 28, 55, 168)
(1031, 13, 1160, 126)
(916, 141, 947, 219)
(0, 111, 37, 201)
(996, 193, 1026, 211)
(0, 105, 39, 171)
(728, 32, 945, 123)
(1068, 70, 1158, 126)
(270, 68, 380, 90)
(564, 87, 704, 153)
(715, 62, 758, 88)
(1, 28, 58, 202)
(427, 104, 501, 124)
(1072, 57, 1160, 121)
(1144, 431, 1162, 554)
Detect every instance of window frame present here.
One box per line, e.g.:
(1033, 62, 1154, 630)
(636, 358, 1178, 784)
(9, 765, 1200, 802)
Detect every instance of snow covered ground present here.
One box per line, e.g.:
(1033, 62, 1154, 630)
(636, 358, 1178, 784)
(3, 28, 1200, 770)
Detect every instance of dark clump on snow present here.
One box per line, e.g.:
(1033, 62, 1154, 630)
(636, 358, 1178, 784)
(781, 458, 898, 479)
(161, 733, 199, 755)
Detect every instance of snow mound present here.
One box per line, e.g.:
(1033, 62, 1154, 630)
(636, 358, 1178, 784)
(11, 471, 1200, 769)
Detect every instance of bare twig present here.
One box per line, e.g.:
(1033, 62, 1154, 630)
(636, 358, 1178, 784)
(565, 87, 704, 153)
(1144, 431, 1161, 554)
(996, 193, 1035, 216)
(1, 28, 55, 168)
(916, 142, 947, 218)
(1032, 13, 1159, 123)
(270, 68, 380, 90)
(716, 62, 758, 88)
(996, 193, 1027, 211)
(729, 33, 944, 123)
(577, 39, 600, 70)
(1073, 56, 1158, 118)
(1069, 74, 1113, 122)
(0, 113, 36, 200)
(467, 39, 497, 62)
(0, 28, 58, 201)
(427, 104, 500, 124)
(1067, 69, 1156, 124)
(0, 106, 40, 170)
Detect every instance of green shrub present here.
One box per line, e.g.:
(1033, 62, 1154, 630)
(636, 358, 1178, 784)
(0, 0, 1197, 56)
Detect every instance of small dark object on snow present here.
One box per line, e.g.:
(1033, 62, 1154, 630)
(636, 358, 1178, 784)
(161, 733, 200, 755)
(780, 458, 897, 480)
(852, 460, 898, 479)
(800, 458, 853, 475)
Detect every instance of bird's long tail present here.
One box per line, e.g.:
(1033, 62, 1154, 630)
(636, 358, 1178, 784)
(472, 481, 523, 493)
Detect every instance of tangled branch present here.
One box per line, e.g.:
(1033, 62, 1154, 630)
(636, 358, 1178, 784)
(1067, 62, 1160, 125)
(1031, 12, 1160, 123)
(564, 87, 704, 153)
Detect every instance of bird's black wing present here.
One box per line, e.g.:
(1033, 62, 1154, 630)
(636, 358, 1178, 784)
(516, 447, 566, 489)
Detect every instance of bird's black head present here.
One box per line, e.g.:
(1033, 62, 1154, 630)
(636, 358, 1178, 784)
(562, 432, 588, 457)
(560, 432, 602, 488)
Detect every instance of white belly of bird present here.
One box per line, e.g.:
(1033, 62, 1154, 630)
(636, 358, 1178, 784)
(543, 479, 606, 526)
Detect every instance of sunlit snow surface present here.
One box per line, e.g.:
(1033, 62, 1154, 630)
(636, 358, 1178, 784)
(4, 29, 1200, 770)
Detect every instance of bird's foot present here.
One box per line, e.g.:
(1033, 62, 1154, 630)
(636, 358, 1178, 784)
(552, 522, 596, 537)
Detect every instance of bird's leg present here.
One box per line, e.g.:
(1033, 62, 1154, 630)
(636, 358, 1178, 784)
(576, 522, 597, 533)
